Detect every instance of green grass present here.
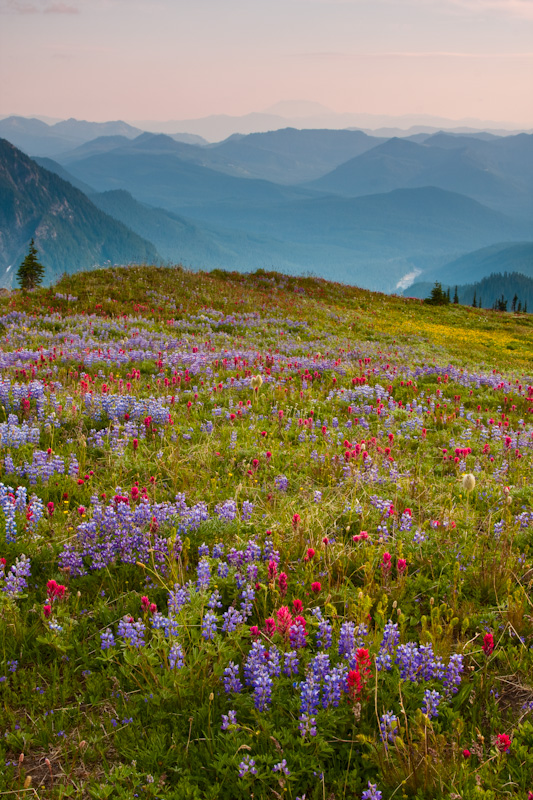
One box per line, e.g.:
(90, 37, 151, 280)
(0, 264, 532, 799)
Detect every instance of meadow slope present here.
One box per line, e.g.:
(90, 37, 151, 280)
(0, 265, 532, 799)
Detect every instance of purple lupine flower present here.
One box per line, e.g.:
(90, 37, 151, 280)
(196, 558, 211, 591)
(395, 642, 445, 683)
(221, 709, 238, 730)
(283, 650, 299, 677)
(241, 500, 254, 521)
(223, 662, 243, 694)
(289, 618, 307, 649)
(244, 541, 262, 563)
(322, 666, 346, 709)
(298, 712, 317, 738)
(27, 494, 45, 530)
(240, 583, 255, 618)
(100, 628, 116, 650)
(222, 606, 244, 633)
(242, 642, 273, 710)
(274, 475, 288, 492)
(151, 613, 179, 637)
(253, 666, 272, 711)
(238, 754, 257, 777)
(362, 782, 382, 800)
(266, 646, 281, 678)
(207, 590, 222, 609)
(376, 620, 399, 671)
(68, 453, 79, 477)
(215, 499, 237, 522)
(117, 616, 145, 648)
(310, 653, 330, 681)
(300, 674, 320, 715)
(413, 529, 426, 544)
(168, 583, 190, 613)
(263, 539, 279, 564)
(227, 548, 245, 568)
(198, 543, 210, 557)
(202, 611, 218, 641)
(338, 621, 356, 656)
(379, 712, 399, 748)
(395, 642, 420, 682)
(217, 561, 230, 579)
(2, 554, 31, 597)
(212, 543, 224, 559)
(57, 544, 86, 577)
(58, 494, 184, 576)
(421, 689, 442, 719)
(416, 643, 444, 680)
(443, 653, 463, 696)
(316, 616, 332, 650)
(244, 641, 266, 686)
(0, 487, 17, 542)
(168, 642, 184, 669)
(273, 758, 290, 776)
(235, 572, 247, 591)
(399, 509, 413, 532)
(14, 486, 27, 513)
(298, 673, 321, 738)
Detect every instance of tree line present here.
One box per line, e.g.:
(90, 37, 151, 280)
(425, 271, 532, 313)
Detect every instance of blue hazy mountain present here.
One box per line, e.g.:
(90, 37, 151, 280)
(202, 128, 385, 183)
(33, 156, 97, 195)
(307, 134, 533, 219)
(52, 131, 532, 260)
(60, 130, 533, 222)
(87, 188, 429, 288)
(420, 241, 533, 285)
(0, 139, 158, 287)
(55, 128, 385, 184)
(89, 180, 532, 290)
(0, 116, 143, 157)
(180, 186, 530, 250)
(4, 127, 533, 293)
(60, 135, 321, 212)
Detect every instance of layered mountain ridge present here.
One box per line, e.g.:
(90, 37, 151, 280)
(1, 120, 532, 292)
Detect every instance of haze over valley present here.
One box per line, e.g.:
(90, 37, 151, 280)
(1, 115, 532, 294)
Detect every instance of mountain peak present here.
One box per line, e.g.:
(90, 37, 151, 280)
(262, 100, 334, 118)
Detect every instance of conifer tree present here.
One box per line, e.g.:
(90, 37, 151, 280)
(425, 281, 449, 306)
(16, 239, 45, 291)
(472, 291, 477, 308)
(453, 286, 459, 304)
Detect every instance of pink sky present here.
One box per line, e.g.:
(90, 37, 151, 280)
(1, 0, 532, 126)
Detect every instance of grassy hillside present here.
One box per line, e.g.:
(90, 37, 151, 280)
(0, 266, 532, 799)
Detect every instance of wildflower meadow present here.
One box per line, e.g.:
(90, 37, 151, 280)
(1, 265, 532, 799)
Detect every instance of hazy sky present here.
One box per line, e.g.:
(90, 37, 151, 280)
(1, 0, 532, 125)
